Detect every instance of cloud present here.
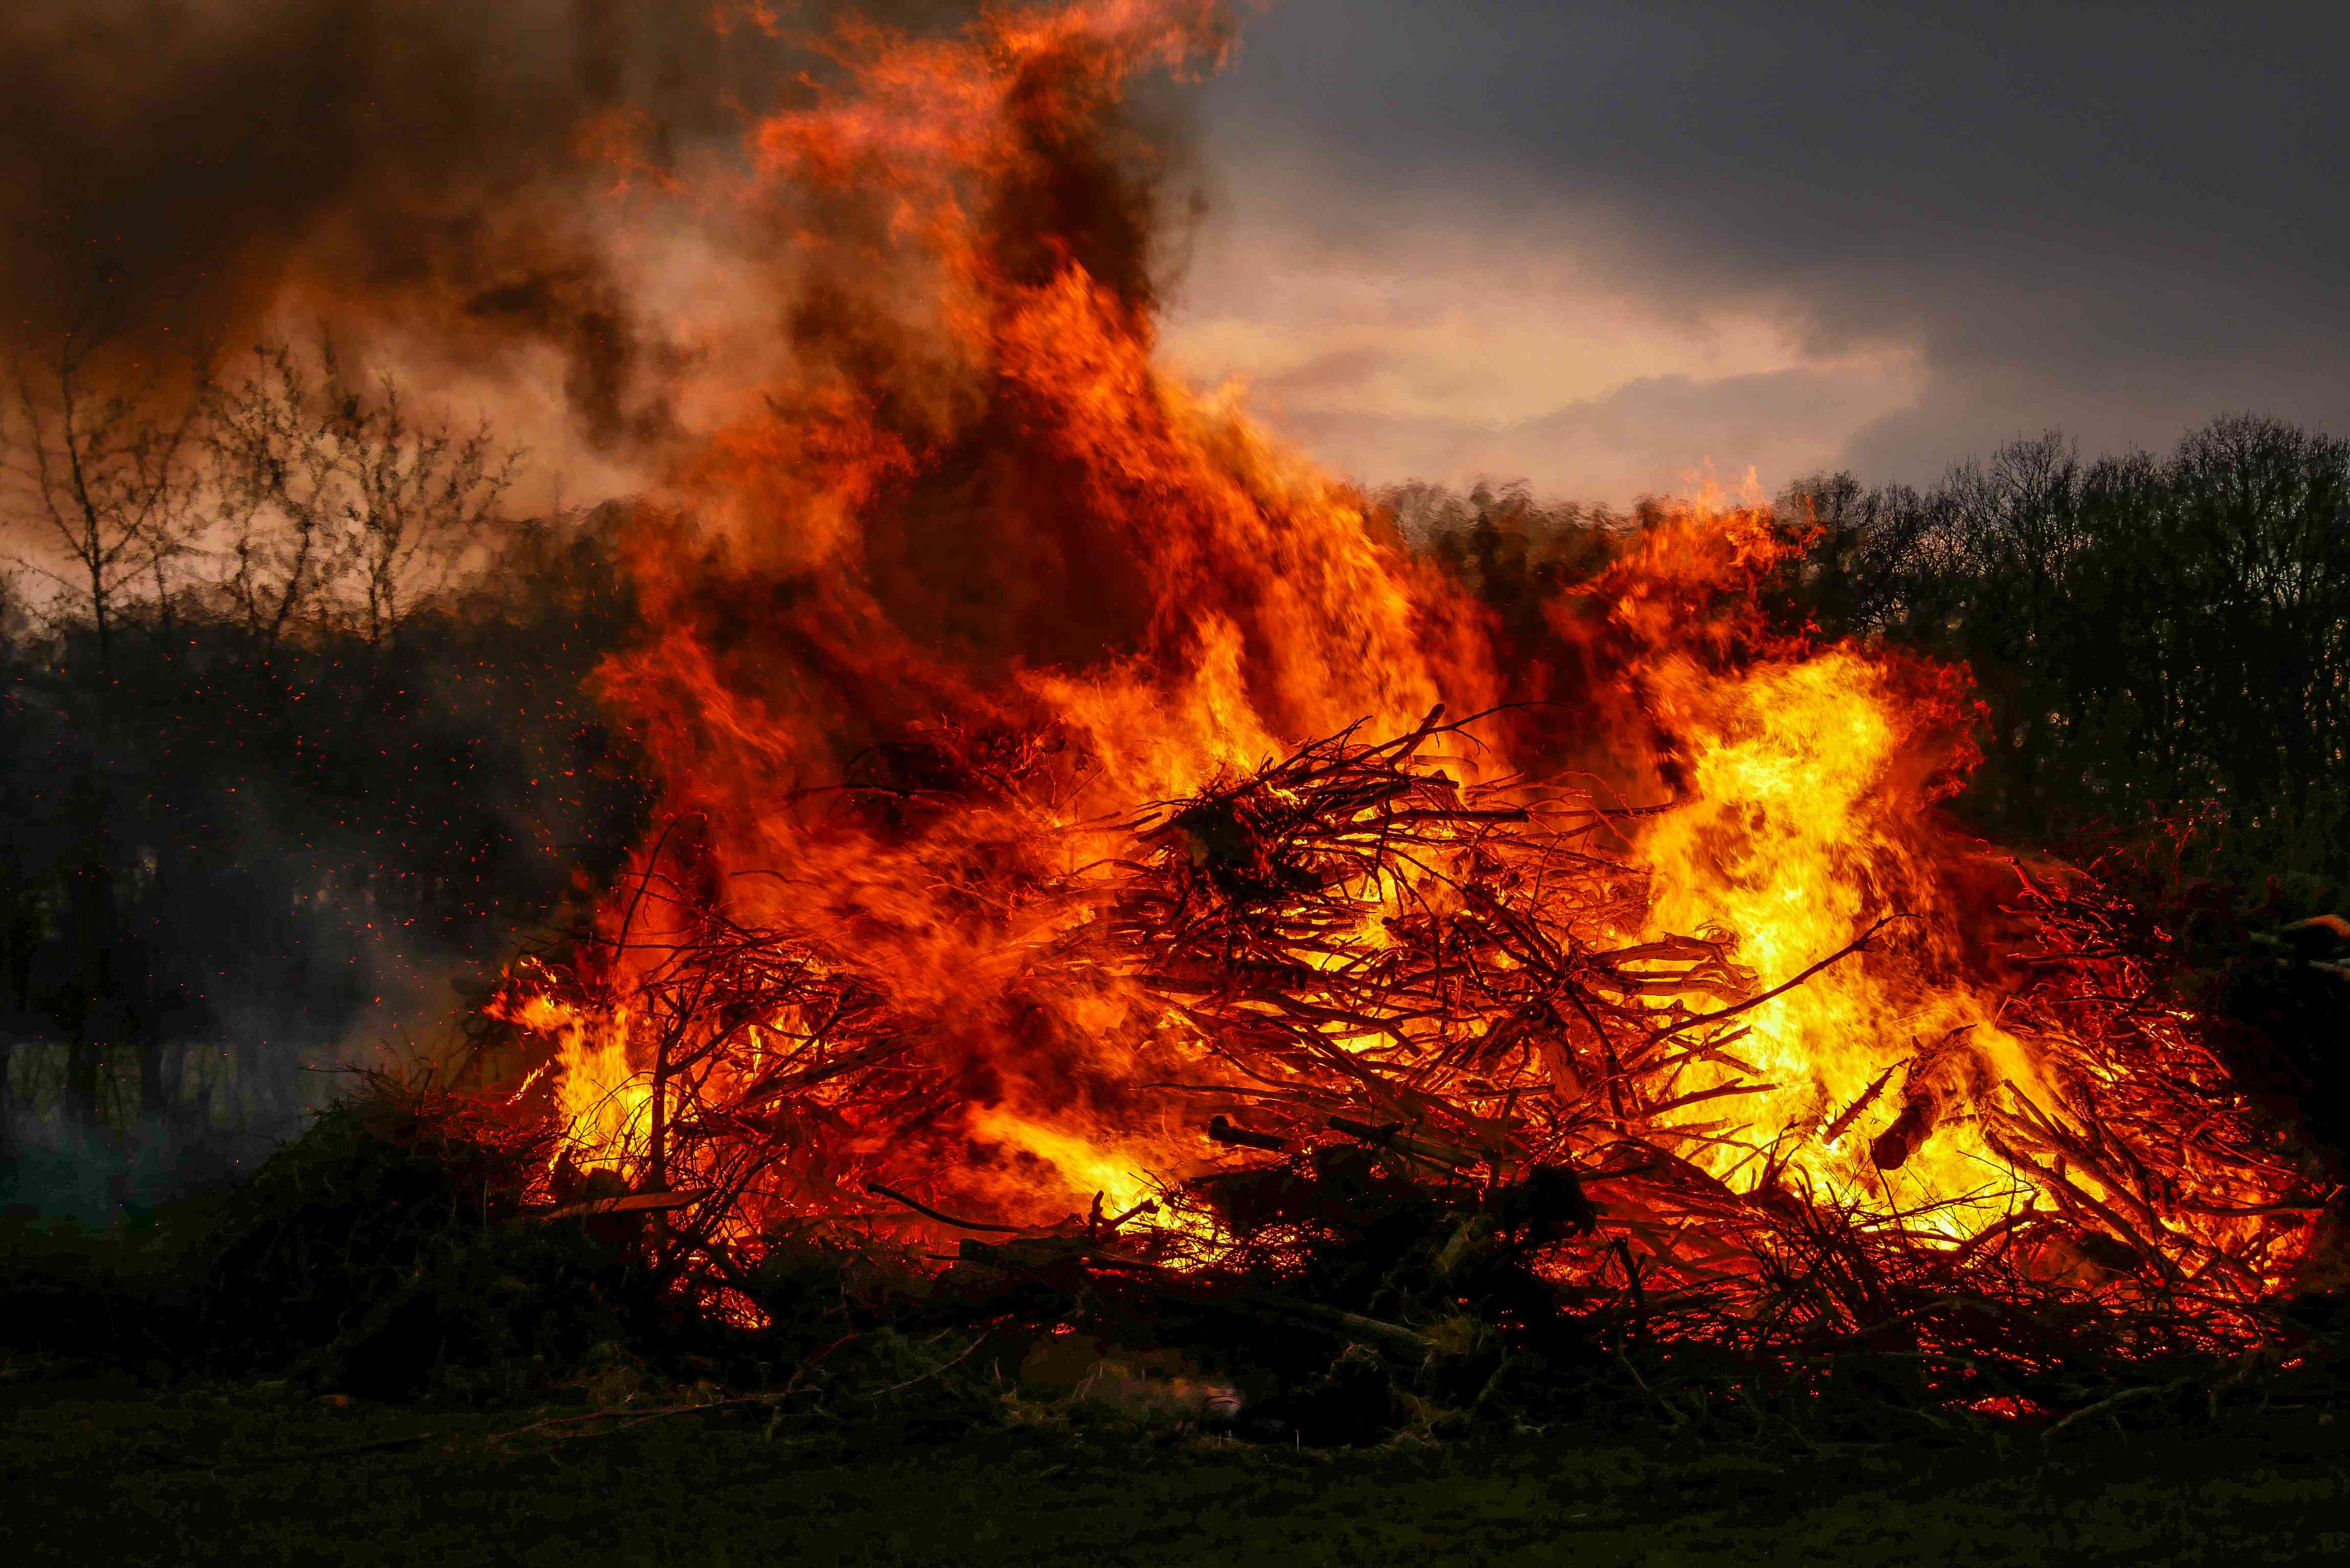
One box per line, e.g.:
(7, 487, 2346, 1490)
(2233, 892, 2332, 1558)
(1161, 158, 1926, 499)
(1172, 0, 2350, 489)
(1265, 362, 1924, 502)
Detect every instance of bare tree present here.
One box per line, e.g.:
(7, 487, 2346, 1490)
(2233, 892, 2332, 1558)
(206, 340, 520, 652)
(2, 329, 208, 673)
(207, 347, 343, 658)
(0, 329, 210, 1130)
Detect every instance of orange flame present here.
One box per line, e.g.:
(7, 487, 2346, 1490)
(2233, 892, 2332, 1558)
(488, 0, 2312, 1295)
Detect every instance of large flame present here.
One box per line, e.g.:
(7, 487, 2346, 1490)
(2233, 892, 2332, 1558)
(1594, 523, 2049, 1230)
(489, 0, 2312, 1298)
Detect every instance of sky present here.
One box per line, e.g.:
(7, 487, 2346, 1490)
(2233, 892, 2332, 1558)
(1160, 1, 2348, 501)
(3, 1, 2341, 511)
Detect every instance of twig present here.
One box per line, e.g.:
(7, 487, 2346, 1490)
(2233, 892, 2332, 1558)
(491, 1396, 789, 1444)
(864, 1182, 1025, 1233)
(1650, 916, 1911, 1043)
(2048, 1384, 2164, 1435)
(867, 1332, 989, 1397)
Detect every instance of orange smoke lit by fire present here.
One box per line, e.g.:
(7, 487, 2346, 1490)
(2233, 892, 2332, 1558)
(490, 0, 2314, 1298)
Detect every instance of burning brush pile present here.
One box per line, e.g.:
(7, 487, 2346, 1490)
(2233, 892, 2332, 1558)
(408, 0, 2336, 1434)
(482, 689, 2329, 1433)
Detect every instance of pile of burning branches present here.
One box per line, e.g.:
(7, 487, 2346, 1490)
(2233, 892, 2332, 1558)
(486, 708, 2332, 1425)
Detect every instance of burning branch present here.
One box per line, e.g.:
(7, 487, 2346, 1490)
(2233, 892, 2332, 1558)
(491, 706, 2319, 1348)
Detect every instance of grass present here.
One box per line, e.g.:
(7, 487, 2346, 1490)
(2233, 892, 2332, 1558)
(10, 1101, 2349, 1566)
(6, 1367, 2349, 1567)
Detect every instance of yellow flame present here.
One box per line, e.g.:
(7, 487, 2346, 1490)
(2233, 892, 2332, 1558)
(969, 1106, 1161, 1216)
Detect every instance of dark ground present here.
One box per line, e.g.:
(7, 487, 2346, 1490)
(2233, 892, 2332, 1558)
(5, 1368, 2347, 1567)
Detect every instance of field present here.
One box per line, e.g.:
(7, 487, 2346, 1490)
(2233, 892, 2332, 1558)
(7, 1368, 2348, 1567)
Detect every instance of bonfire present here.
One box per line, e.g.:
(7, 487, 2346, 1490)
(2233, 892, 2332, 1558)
(474, 0, 2325, 1422)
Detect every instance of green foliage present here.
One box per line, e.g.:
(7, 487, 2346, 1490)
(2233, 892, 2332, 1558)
(187, 1095, 639, 1395)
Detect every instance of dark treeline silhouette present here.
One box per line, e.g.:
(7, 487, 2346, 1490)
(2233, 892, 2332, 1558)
(1783, 416, 2350, 896)
(1383, 477, 1640, 650)
(0, 335, 648, 1212)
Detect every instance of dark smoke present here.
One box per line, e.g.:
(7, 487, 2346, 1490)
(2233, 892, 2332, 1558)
(0, 2, 994, 453)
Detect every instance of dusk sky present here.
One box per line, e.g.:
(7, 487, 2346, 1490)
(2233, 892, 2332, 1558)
(1163, 2, 2346, 501)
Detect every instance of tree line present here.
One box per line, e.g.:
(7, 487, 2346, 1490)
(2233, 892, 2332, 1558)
(0, 333, 647, 1208)
(1783, 417, 2350, 899)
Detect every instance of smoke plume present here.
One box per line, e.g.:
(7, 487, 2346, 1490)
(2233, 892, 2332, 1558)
(0, 1, 1203, 473)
